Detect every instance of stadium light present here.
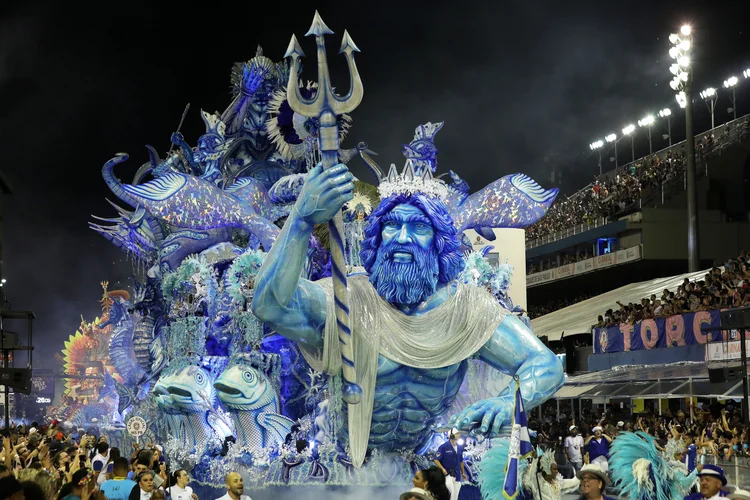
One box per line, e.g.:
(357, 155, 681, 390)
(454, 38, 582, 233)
(724, 77, 739, 120)
(622, 124, 636, 162)
(744, 69, 750, 79)
(669, 27, 692, 100)
(659, 108, 673, 145)
(700, 87, 718, 129)
(676, 91, 687, 109)
(604, 134, 618, 167)
(590, 140, 604, 175)
(638, 115, 656, 154)
(670, 23, 698, 272)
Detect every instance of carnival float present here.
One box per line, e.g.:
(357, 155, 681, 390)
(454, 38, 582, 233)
(55, 12, 565, 495)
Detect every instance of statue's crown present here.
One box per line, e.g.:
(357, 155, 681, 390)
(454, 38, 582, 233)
(377, 159, 449, 202)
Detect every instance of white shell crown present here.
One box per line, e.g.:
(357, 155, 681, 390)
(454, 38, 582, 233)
(377, 159, 449, 202)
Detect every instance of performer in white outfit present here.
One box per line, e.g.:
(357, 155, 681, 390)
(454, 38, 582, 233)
(522, 448, 581, 500)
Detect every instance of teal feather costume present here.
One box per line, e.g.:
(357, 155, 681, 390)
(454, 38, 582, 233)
(477, 438, 529, 500)
(610, 432, 698, 500)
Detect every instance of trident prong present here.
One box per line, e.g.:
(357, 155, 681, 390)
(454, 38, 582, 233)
(285, 11, 364, 121)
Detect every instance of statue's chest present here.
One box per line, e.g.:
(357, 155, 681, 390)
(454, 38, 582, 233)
(375, 355, 466, 389)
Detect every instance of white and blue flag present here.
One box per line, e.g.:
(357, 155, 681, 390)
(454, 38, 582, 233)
(502, 380, 534, 500)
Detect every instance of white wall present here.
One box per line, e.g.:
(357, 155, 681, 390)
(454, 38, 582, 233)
(464, 228, 527, 310)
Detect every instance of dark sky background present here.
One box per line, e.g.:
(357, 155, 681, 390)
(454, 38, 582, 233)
(1, 0, 747, 371)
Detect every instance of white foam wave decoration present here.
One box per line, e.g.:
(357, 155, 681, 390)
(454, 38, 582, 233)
(122, 173, 187, 201)
(510, 173, 558, 204)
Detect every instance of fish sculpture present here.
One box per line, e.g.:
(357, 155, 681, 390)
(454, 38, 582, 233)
(214, 360, 294, 449)
(153, 377, 185, 444)
(155, 364, 233, 454)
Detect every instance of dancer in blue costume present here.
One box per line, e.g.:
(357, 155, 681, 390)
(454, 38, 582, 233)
(252, 160, 564, 467)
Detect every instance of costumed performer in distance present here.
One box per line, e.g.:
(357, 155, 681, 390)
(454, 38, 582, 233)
(251, 160, 564, 467)
(522, 448, 581, 500)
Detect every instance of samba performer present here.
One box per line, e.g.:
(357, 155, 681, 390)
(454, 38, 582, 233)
(610, 431, 698, 500)
(522, 448, 581, 500)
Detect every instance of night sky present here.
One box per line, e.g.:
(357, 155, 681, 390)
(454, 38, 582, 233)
(1, 0, 747, 370)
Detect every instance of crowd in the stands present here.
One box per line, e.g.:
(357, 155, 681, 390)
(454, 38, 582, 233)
(596, 252, 750, 327)
(526, 118, 748, 242)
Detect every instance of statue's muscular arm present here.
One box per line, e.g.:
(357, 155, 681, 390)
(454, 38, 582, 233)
(251, 164, 354, 347)
(451, 314, 564, 437)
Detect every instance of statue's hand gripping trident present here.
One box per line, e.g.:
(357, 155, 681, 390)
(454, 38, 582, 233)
(284, 11, 364, 404)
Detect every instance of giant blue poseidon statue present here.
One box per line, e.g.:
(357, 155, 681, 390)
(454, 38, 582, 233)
(251, 158, 565, 467)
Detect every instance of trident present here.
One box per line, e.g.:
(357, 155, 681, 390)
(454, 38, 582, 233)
(285, 11, 364, 405)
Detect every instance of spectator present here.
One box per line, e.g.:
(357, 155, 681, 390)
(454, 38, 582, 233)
(215, 472, 252, 500)
(576, 464, 615, 500)
(100, 458, 137, 500)
(564, 425, 584, 473)
(165, 470, 198, 500)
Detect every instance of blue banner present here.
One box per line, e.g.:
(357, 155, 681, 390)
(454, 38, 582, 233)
(593, 310, 724, 354)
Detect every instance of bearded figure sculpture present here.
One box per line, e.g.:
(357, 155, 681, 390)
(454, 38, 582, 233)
(251, 157, 564, 468)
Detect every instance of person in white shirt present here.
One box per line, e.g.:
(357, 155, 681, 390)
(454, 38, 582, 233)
(91, 442, 111, 485)
(564, 425, 584, 473)
(166, 469, 198, 500)
(214, 472, 252, 500)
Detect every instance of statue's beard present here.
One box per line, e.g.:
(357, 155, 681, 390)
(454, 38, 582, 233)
(369, 242, 440, 306)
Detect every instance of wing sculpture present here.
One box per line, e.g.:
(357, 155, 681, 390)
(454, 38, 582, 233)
(445, 172, 558, 232)
(359, 122, 558, 231)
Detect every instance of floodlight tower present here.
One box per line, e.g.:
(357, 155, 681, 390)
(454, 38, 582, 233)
(724, 76, 738, 120)
(659, 108, 672, 145)
(668, 24, 699, 272)
(605, 133, 618, 167)
(638, 115, 655, 154)
(699, 87, 718, 129)
(622, 124, 636, 162)
(590, 140, 604, 175)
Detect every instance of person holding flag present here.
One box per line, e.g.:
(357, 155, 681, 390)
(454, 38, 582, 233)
(502, 378, 535, 500)
(477, 377, 536, 500)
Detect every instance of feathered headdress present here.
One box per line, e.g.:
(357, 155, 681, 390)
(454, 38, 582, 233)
(538, 446, 555, 475)
(344, 191, 373, 216)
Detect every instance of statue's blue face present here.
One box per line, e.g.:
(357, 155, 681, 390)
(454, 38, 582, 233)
(369, 203, 440, 306)
(380, 204, 435, 263)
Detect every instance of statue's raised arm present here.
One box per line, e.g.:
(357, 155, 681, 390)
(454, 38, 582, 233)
(251, 163, 354, 347)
